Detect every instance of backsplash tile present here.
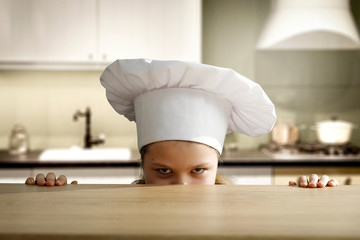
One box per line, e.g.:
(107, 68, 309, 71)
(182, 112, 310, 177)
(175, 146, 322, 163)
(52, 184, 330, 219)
(255, 51, 360, 87)
(0, 71, 138, 150)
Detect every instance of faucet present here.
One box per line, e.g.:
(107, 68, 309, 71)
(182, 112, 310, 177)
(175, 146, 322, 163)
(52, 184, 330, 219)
(73, 107, 105, 149)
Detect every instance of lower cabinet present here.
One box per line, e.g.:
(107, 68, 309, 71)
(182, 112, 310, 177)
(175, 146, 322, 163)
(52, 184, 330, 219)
(218, 166, 272, 185)
(1, 166, 359, 185)
(0, 169, 32, 183)
(0, 167, 141, 184)
(273, 167, 360, 186)
(33, 167, 142, 184)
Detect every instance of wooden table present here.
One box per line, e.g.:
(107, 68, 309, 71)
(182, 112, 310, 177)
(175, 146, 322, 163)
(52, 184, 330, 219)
(0, 184, 359, 240)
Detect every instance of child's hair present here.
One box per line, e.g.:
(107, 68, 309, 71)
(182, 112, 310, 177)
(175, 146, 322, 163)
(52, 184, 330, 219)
(132, 143, 230, 185)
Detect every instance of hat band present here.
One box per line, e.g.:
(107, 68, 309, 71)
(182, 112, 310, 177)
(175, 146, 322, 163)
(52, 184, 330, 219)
(134, 88, 232, 154)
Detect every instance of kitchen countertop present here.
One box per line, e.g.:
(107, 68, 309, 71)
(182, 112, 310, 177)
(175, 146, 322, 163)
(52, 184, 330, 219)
(0, 184, 359, 240)
(1, 149, 360, 168)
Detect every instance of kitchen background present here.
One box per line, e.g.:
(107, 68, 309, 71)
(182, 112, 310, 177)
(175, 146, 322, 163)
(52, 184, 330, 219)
(1, 0, 360, 152)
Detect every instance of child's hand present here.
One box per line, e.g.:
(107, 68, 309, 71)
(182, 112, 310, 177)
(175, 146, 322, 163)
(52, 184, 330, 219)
(25, 172, 78, 186)
(289, 174, 339, 188)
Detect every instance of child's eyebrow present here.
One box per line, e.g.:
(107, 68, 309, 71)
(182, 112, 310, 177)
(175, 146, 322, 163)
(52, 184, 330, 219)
(150, 162, 172, 168)
(191, 161, 213, 168)
(150, 161, 213, 169)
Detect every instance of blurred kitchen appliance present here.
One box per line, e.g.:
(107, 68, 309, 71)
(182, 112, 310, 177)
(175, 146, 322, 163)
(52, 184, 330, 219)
(313, 118, 356, 145)
(8, 124, 29, 155)
(223, 132, 239, 152)
(271, 123, 300, 145)
(257, 0, 360, 50)
(73, 107, 105, 149)
(262, 142, 360, 160)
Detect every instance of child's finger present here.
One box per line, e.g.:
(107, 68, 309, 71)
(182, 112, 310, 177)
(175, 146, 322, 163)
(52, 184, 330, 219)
(298, 175, 308, 188)
(45, 172, 56, 186)
(35, 173, 46, 186)
(25, 177, 35, 185)
(55, 175, 67, 186)
(327, 178, 339, 187)
(308, 174, 319, 188)
(289, 180, 297, 186)
(317, 175, 330, 188)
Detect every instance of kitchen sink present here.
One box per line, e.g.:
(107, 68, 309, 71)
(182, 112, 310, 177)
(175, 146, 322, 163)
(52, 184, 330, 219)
(39, 147, 132, 161)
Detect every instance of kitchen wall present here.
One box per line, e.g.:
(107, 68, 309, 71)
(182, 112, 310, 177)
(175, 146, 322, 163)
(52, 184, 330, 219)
(0, 71, 138, 150)
(203, 0, 360, 148)
(1, 0, 360, 151)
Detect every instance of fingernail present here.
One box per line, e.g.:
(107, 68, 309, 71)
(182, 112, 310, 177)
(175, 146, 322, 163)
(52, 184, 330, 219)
(46, 181, 54, 186)
(309, 182, 317, 188)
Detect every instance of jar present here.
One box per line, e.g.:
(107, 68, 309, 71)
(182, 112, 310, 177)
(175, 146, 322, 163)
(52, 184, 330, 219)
(9, 124, 30, 155)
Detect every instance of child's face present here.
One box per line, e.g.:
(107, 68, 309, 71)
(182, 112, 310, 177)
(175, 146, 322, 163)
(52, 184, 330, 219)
(142, 141, 219, 185)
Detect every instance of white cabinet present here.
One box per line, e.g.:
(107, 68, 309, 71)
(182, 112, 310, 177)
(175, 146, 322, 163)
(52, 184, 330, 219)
(0, 0, 97, 63)
(273, 167, 360, 186)
(0, 169, 32, 183)
(98, 0, 201, 62)
(0, 167, 141, 184)
(33, 167, 141, 184)
(218, 166, 272, 185)
(0, 0, 201, 69)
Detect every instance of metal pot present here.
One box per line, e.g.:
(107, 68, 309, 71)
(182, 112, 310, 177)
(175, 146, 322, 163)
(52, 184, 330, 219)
(314, 118, 356, 145)
(271, 123, 300, 145)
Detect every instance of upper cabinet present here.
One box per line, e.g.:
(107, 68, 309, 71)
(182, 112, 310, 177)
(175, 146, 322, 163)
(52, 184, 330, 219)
(98, 0, 201, 63)
(0, 0, 98, 64)
(0, 0, 201, 70)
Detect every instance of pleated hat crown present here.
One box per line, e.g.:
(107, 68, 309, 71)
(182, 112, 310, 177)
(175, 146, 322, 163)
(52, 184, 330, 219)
(100, 59, 277, 154)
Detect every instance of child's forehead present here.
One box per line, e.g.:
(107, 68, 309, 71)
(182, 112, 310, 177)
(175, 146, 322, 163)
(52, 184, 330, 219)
(148, 157, 216, 170)
(145, 143, 218, 167)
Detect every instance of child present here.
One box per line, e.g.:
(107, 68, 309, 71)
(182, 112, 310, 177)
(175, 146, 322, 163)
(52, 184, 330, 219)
(25, 59, 338, 187)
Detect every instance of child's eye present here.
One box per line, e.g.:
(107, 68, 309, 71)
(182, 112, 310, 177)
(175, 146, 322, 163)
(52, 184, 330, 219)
(191, 168, 205, 174)
(157, 168, 172, 174)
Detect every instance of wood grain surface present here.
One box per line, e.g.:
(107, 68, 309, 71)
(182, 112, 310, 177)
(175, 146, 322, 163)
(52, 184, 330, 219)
(0, 184, 359, 240)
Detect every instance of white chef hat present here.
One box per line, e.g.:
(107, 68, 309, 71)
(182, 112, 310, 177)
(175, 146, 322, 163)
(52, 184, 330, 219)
(100, 59, 276, 154)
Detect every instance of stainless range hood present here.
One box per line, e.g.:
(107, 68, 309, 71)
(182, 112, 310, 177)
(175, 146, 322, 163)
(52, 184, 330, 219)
(257, 0, 360, 50)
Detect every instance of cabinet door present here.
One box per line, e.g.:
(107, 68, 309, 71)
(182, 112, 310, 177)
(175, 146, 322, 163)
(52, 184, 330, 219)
(273, 167, 360, 185)
(218, 166, 272, 185)
(98, 0, 201, 63)
(0, 169, 31, 183)
(33, 167, 141, 184)
(0, 0, 97, 63)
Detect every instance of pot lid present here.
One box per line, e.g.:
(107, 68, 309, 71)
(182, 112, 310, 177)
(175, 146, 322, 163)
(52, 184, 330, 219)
(257, 0, 360, 50)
